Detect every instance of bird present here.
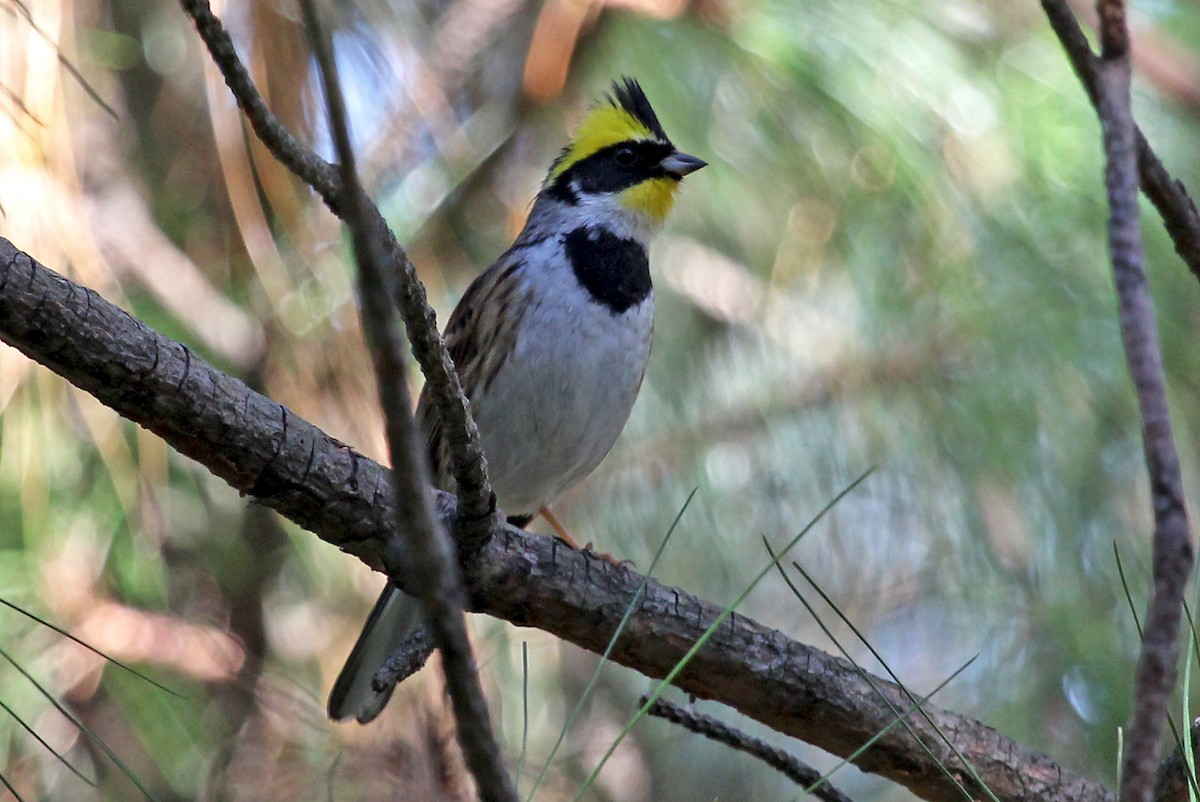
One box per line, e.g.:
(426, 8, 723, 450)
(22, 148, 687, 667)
(328, 77, 706, 723)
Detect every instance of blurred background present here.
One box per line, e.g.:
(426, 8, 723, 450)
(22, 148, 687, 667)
(2, 0, 1200, 799)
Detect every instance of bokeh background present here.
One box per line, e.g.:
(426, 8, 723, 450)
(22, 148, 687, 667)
(2, 0, 1200, 799)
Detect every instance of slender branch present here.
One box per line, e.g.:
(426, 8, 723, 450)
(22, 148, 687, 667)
(375, 627, 436, 690)
(1083, 2, 1196, 800)
(179, 0, 496, 540)
(1040, 0, 1200, 280)
(298, 4, 515, 798)
(1040, 4, 1198, 795)
(0, 238, 1115, 802)
(640, 695, 855, 802)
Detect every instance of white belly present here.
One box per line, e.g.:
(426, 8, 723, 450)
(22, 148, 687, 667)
(471, 289, 653, 517)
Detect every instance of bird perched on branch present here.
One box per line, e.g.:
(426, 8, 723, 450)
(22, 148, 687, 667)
(329, 77, 706, 723)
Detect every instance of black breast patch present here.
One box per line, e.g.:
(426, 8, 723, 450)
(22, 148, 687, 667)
(563, 227, 652, 314)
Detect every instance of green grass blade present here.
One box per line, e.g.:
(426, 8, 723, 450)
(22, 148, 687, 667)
(796, 655, 977, 801)
(0, 769, 27, 802)
(0, 697, 95, 785)
(1113, 542, 1144, 637)
(1183, 643, 1195, 802)
(1117, 726, 1123, 793)
(786, 558, 995, 802)
(0, 597, 186, 699)
(571, 469, 873, 801)
(1113, 542, 1192, 789)
(1183, 571, 1200, 802)
(0, 646, 160, 801)
(526, 487, 698, 802)
(769, 547, 977, 801)
(517, 640, 530, 796)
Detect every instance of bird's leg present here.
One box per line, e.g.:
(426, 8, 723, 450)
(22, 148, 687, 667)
(538, 505, 624, 568)
(539, 505, 582, 549)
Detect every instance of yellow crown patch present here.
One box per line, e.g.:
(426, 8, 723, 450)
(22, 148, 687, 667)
(550, 104, 657, 181)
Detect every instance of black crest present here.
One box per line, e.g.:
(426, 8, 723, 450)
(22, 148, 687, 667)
(609, 77, 669, 143)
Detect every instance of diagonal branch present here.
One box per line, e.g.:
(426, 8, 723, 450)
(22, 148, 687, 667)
(640, 695, 855, 802)
(1041, 0, 1200, 280)
(179, 0, 496, 540)
(0, 237, 1116, 802)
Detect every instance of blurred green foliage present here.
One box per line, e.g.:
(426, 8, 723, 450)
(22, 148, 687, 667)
(2, 0, 1200, 799)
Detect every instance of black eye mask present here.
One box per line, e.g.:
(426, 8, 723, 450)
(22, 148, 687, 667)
(547, 140, 677, 204)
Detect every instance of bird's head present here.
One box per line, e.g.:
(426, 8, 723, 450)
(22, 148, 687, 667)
(542, 78, 706, 238)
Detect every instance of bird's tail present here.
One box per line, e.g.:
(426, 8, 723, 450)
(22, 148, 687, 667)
(328, 583, 422, 723)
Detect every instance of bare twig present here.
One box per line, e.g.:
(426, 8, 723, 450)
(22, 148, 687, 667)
(298, 4, 515, 799)
(640, 695, 854, 802)
(179, 0, 496, 541)
(374, 626, 436, 691)
(0, 238, 1116, 802)
(1041, 0, 1200, 280)
(1084, 2, 1197, 800)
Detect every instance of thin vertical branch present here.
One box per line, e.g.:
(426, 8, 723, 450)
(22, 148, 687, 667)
(1089, 2, 1196, 800)
(297, 3, 515, 800)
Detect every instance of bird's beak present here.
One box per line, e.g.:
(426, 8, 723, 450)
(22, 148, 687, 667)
(660, 151, 708, 177)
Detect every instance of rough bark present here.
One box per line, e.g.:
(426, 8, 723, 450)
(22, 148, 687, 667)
(0, 238, 1114, 802)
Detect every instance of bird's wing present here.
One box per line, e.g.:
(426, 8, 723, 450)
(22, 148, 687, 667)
(416, 250, 528, 490)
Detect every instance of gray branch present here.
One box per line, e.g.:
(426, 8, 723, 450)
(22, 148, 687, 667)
(640, 695, 854, 801)
(0, 237, 1114, 802)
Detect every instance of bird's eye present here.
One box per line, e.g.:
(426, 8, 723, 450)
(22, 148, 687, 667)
(614, 147, 636, 166)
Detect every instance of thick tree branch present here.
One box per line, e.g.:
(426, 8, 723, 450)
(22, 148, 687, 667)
(180, 0, 496, 540)
(0, 238, 1115, 802)
(299, 3, 514, 797)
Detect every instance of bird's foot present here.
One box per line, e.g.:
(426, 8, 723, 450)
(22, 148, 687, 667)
(539, 505, 630, 569)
